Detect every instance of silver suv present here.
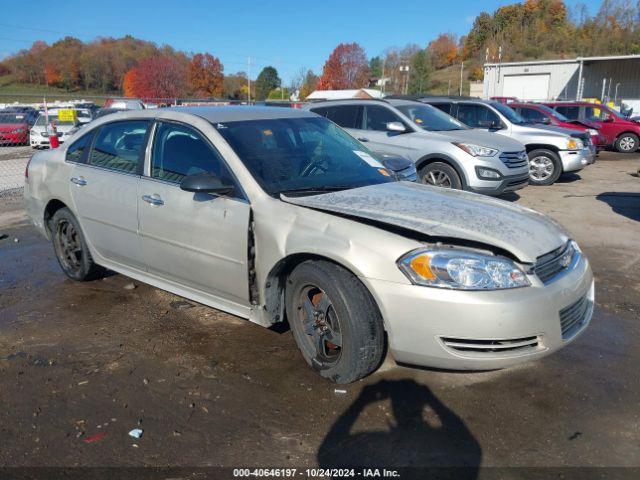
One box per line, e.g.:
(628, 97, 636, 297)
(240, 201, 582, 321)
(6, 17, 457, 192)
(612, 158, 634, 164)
(305, 99, 530, 196)
(416, 97, 595, 186)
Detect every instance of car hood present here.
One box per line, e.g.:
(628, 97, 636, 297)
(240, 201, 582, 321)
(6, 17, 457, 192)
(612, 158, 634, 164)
(519, 123, 575, 138)
(282, 182, 568, 263)
(424, 128, 525, 152)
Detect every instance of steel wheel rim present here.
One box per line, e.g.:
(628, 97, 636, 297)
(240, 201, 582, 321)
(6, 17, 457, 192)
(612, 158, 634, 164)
(296, 285, 342, 364)
(422, 170, 452, 188)
(529, 155, 554, 181)
(54, 219, 82, 273)
(620, 136, 636, 151)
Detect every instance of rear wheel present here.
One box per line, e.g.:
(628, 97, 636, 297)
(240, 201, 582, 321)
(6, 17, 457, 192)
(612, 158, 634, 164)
(51, 208, 105, 281)
(285, 260, 384, 383)
(614, 133, 639, 153)
(419, 162, 462, 190)
(528, 149, 562, 186)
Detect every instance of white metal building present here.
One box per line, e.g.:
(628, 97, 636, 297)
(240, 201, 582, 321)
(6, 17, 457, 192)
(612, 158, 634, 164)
(483, 55, 640, 102)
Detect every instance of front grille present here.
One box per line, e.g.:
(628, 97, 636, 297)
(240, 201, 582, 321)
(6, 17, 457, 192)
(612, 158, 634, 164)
(499, 151, 528, 169)
(534, 241, 576, 284)
(560, 295, 591, 339)
(441, 335, 539, 353)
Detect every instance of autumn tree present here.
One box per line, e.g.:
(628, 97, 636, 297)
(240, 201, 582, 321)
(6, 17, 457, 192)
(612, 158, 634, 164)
(318, 43, 370, 90)
(130, 55, 188, 99)
(428, 34, 458, 69)
(188, 53, 224, 97)
(223, 71, 249, 99)
(122, 68, 138, 97)
(255, 66, 280, 100)
(299, 70, 318, 99)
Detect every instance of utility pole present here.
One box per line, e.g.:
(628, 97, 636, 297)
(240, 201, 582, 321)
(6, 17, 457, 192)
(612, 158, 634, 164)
(381, 58, 386, 95)
(247, 57, 251, 105)
(459, 62, 464, 96)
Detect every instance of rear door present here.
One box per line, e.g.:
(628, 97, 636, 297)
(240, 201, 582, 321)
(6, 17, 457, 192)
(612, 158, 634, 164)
(311, 104, 363, 140)
(137, 121, 250, 307)
(68, 120, 149, 269)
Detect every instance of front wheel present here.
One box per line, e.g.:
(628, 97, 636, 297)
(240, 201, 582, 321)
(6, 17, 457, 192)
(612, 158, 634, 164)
(419, 162, 462, 190)
(528, 149, 562, 186)
(285, 260, 384, 383)
(614, 133, 639, 153)
(51, 208, 105, 281)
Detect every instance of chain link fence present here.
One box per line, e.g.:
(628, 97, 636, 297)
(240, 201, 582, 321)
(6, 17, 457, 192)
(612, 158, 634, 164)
(0, 145, 30, 195)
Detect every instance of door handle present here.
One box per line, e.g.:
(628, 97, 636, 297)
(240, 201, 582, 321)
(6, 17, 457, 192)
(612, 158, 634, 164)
(70, 176, 87, 186)
(357, 137, 369, 142)
(142, 194, 165, 206)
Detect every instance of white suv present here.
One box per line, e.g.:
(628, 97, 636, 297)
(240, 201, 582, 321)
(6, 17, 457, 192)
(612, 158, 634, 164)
(306, 99, 530, 196)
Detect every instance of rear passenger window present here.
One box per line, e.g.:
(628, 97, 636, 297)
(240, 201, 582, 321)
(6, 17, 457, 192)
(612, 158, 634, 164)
(457, 104, 500, 128)
(66, 131, 94, 163)
(312, 105, 362, 129)
(88, 121, 149, 174)
(519, 107, 547, 122)
(151, 122, 232, 184)
(555, 106, 580, 120)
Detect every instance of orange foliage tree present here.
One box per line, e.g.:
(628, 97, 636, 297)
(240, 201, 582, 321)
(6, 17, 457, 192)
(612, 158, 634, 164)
(188, 53, 224, 97)
(317, 43, 369, 90)
(44, 65, 61, 86)
(427, 34, 458, 69)
(122, 68, 138, 97)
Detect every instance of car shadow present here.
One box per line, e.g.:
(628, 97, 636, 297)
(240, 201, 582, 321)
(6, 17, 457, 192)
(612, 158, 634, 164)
(596, 192, 640, 222)
(317, 379, 481, 479)
(497, 191, 521, 202)
(557, 172, 582, 183)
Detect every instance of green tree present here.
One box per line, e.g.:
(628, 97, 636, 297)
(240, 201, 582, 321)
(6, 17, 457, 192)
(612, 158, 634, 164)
(267, 87, 290, 100)
(408, 50, 430, 94)
(255, 66, 280, 100)
(369, 56, 383, 78)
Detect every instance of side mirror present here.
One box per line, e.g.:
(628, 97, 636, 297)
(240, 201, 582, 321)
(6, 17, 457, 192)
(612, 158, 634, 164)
(603, 115, 614, 123)
(386, 121, 407, 133)
(180, 172, 234, 196)
(541, 117, 551, 124)
(488, 120, 504, 130)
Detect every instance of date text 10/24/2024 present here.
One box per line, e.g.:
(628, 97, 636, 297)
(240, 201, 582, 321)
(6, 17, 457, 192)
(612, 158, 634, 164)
(233, 468, 401, 478)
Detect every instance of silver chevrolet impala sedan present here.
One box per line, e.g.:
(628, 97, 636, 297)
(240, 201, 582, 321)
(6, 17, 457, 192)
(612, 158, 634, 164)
(24, 107, 594, 383)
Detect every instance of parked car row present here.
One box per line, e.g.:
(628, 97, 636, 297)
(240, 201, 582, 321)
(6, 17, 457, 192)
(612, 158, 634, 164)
(24, 106, 595, 383)
(305, 97, 595, 193)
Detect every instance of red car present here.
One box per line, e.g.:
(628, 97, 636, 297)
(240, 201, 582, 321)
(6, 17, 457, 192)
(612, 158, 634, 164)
(510, 102, 606, 151)
(0, 112, 30, 146)
(543, 101, 640, 153)
(490, 96, 519, 104)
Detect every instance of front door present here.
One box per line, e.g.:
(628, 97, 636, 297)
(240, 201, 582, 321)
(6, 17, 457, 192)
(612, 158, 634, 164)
(68, 119, 150, 270)
(137, 121, 250, 307)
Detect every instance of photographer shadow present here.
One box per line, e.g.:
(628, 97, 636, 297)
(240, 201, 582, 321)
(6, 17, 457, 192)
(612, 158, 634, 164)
(317, 379, 481, 479)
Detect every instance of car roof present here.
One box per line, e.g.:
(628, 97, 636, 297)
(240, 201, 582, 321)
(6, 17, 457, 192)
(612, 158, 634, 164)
(306, 98, 423, 108)
(111, 105, 316, 123)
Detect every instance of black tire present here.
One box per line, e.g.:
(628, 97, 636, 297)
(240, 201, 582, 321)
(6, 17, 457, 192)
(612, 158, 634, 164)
(50, 207, 105, 281)
(614, 133, 639, 153)
(419, 162, 462, 190)
(528, 149, 562, 186)
(285, 260, 384, 384)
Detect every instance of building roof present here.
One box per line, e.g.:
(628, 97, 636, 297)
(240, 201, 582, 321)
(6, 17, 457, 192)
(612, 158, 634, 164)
(305, 89, 384, 101)
(484, 54, 640, 68)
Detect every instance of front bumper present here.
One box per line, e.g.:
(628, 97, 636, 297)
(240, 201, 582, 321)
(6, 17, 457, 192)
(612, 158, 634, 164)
(466, 171, 530, 196)
(0, 131, 28, 145)
(559, 147, 593, 172)
(362, 253, 593, 370)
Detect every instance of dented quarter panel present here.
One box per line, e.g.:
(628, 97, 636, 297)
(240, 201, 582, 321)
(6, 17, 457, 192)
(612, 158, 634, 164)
(281, 181, 568, 263)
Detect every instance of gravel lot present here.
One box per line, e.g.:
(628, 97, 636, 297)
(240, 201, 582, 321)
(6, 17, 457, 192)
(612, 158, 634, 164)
(0, 149, 639, 477)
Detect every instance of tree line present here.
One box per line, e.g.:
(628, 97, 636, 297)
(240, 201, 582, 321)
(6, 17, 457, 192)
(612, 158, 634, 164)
(2, 0, 639, 99)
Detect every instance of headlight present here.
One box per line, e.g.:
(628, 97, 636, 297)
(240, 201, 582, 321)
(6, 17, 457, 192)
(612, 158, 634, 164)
(587, 129, 598, 136)
(397, 248, 530, 290)
(452, 142, 498, 157)
(567, 138, 583, 150)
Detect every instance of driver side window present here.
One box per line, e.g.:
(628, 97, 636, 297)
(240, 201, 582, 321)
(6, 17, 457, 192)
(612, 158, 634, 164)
(151, 122, 231, 185)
